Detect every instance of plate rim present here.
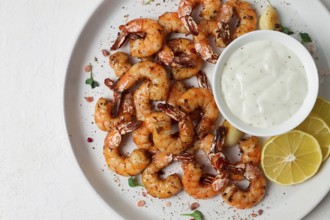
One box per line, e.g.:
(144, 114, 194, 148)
(61, 0, 330, 219)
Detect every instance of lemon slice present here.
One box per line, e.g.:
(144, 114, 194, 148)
(261, 130, 322, 185)
(296, 115, 330, 161)
(311, 97, 330, 126)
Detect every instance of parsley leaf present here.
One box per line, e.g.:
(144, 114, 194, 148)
(128, 176, 143, 187)
(85, 64, 99, 89)
(181, 210, 204, 220)
(281, 25, 294, 35)
(299, 33, 312, 43)
(144, 0, 154, 5)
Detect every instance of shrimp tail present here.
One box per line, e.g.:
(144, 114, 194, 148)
(181, 16, 199, 35)
(196, 71, 211, 90)
(110, 29, 129, 50)
(117, 120, 142, 135)
(175, 152, 195, 163)
(157, 103, 187, 121)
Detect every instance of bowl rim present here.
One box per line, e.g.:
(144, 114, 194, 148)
(212, 30, 319, 137)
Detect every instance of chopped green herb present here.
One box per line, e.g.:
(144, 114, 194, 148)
(144, 0, 154, 5)
(85, 64, 99, 89)
(280, 25, 294, 35)
(299, 33, 312, 43)
(180, 210, 204, 220)
(128, 176, 143, 187)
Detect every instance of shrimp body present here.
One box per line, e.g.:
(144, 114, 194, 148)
(133, 81, 152, 121)
(111, 18, 163, 58)
(181, 161, 220, 199)
(115, 61, 170, 101)
(178, 0, 221, 35)
(142, 152, 183, 198)
(153, 104, 195, 155)
(158, 12, 190, 37)
(94, 97, 133, 132)
(103, 121, 151, 176)
(133, 112, 159, 154)
(193, 19, 222, 63)
(167, 81, 187, 107)
(222, 163, 266, 209)
(177, 88, 219, 139)
(109, 52, 132, 77)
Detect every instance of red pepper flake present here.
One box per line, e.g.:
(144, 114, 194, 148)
(87, 137, 93, 143)
(141, 191, 147, 197)
(258, 209, 264, 215)
(102, 49, 110, 56)
(251, 213, 258, 217)
(84, 65, 91, 72)
(190, 202, 199, 210)
(84, 96, 94, 102)
(137, 200, 145, 207)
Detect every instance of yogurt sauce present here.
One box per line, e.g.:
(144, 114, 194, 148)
(221, 40, 308, 128)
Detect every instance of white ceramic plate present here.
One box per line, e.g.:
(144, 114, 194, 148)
(64, 0, 330, 219)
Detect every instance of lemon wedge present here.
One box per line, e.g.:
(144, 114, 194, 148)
(261, 130, 322, 185)
(311, 97, 330, 127)
(296, 115, 330, 161)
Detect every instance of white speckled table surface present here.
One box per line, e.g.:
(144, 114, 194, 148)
(1, 0, 330, 219)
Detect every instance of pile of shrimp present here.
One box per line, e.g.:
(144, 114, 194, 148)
(94, 0, 265, 210)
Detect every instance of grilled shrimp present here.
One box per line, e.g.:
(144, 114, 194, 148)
(153, 103, 195, 155)
(193, 19, 223, 63)
(94, 95, 134, 132)
(103, 121, 151, 176)
(142, 152, 183, 198)
(223, 0, 257, 39)
(109, 51, 132, 77)
(228, 136, 261, 181)
(167, 81, 187, 107)
(133, 81, 152, 121)
(132, 112, 159, 154)
(177, 88, 219, 139)
(167, 38, 204, 80)
(178, 0, 221, 35)
(222, 163, 267, 209)
(111, 18, 163, 58)
(178, 133, 226, 199)
(115, 61, 170, 101)
(158, 12, 190, 37)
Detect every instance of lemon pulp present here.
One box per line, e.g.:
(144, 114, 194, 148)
(261, 130, 322, 185)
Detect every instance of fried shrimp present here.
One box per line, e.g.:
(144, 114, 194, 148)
(142, 152, 183, 198)
(133, 81, 152, 121)
(153, 103, 195, 154)
(115, 61, 170, 101)
(178, 0, 221, 35)
(94, 96, 134, 132)
(177, 88, 219, 139)
(222, 163, 267, 209)
(109, 51, 132, 77)
(111, 18, 163, 58)
(103, 121, 151, 176)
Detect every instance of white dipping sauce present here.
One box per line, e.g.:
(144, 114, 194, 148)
(221, 40, 308, 128)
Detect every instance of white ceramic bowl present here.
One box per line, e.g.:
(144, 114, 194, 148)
(212, 30, 319, 137)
